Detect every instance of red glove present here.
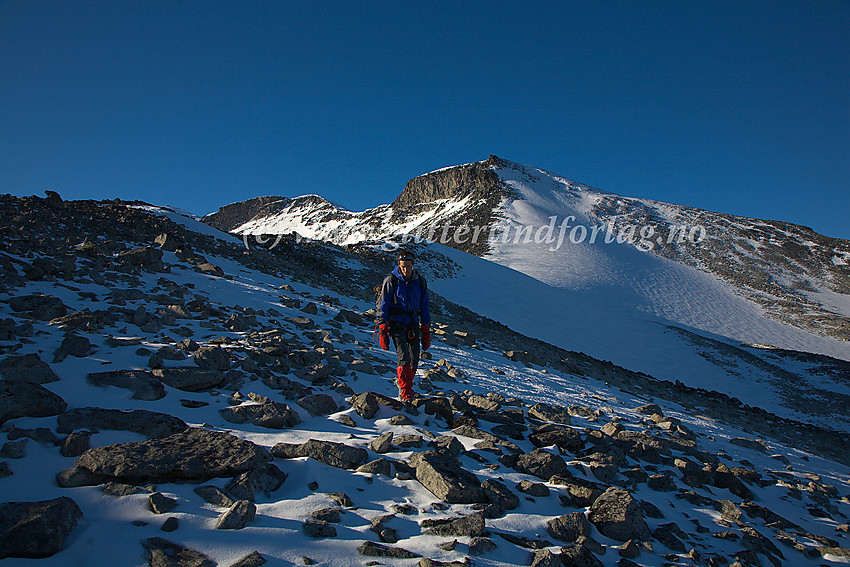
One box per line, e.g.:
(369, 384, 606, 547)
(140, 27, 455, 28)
(378, 323, 390, 350)
(421, 324, 431, 351)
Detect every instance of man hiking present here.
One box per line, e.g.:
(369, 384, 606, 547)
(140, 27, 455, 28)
(376, 249, 431, 401)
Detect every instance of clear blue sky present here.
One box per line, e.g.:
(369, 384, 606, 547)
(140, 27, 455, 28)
(2, 1, 848, 239)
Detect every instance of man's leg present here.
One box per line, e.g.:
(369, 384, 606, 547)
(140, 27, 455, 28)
(391, 326, 414, 400)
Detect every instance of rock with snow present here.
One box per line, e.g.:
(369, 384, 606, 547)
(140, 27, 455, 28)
(151, 367, 225, 391)
(297, 393, 338, 416)
(0, 353, 59, 383)
(64, 427, 271, 485)
(225, 463, 287, 501)
(7, 293, 68, 320)
(87, 369, 166, 401)
(141, 537, 215, 567)
(422, 511, 485, 537)
(587, 487, 650, 542)
(57, 407, 188, 438)
(220, 401, 302, 429)
(215, 500, 256, 530)
(193, 345, 230, 371)
(0, 497, 83, 559)
(547, 512, 592, 543)
(0, 381, 67, 425)
(410, 449, 487, 504)
(272, 439, 367, 469)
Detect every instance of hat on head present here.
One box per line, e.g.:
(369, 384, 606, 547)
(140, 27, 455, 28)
(397, 250, 415, 262)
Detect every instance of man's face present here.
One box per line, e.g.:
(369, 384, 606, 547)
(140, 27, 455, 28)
(398, 260, 414, 278)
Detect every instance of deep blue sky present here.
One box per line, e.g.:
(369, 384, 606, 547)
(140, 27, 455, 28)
(2, 1, 848, 239)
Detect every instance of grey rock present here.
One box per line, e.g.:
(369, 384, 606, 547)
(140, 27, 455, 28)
(69, 427, 271, 485)
(516, 480, 550, 497)
(328, 492, 353, 507)
(357, 458, 394, 477)
(395, 434, 423, 448)
(558, 539, 603, 567)
(311, 507, 342, 523)
(141, 537, 215, 567)
(0, 381, 67, 425)
(152, 367, 225, 391)
(528, 424, 584, 453)
(350, 391, 403, 418)
(303, 519, 336, 538)
(468, 537, 497, 555)
(60, 431, 92, 457)
(429, 435, 464, 457)
(87, 369, 166, 401)
(370, 431, 394, 453)
(230, 551, 267, 567)
(0, 462, 11, 478)
(0, 353, 59, 383)
(513, 449, 569, 480)
(0, 440, 26, 459)
(422, 511, 485, 537)
(410, 449, 487, 504)
(7, 293, 67, 321)
(193, 345, 231, 371)
(357, 541, 420, 558)
(530, 548, 561, 567)
(54, 333, 92, 361)
(652, 523, 686, 552)
(272, 439, 367, 469)
(0, 497, 83, 559)
(160, 517, 179, 532)
(297, 393, 338, 416)
(547, 512, 592, 543)
(482, 478, 519, 510)
(194, 485, 236, 508)
(529, 402, 572, 425)
(118, 246, 163, 269)
(587, 487, 650, 542)
(216, 500, 256, 530)
(149, 492, 178, 514)
(225, 463, 287, 501)
(57, 408, 188, 438)
(494, 532, 552, 549)
(220, 401, 302, 429)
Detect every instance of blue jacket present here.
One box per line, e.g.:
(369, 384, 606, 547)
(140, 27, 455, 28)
(378, 266, 431, 327)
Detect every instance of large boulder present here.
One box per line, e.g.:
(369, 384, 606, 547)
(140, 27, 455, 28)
(409, 449, 487, 504)
(297, 393, 339, 416)
(152, 368, 225, 392)
(513, 449, 569, 480)
(220, 402, 302, 429)
(7, 294, 67, 321)
(272, 439, 367, 469)
(546, 512, 591, 543)
(87, 369, 166, 401)
(193, 345, 231, 371)
(0, 381, 67, 425)
(528, 424, 584, 453)
(0, 353, 59, 383)
(422, 512, 485, 537)
(57, 408, 188, 438)
(0, 497, 83, 559)
(528, 403, 572, 425)
(66, 427, 271, 485)
(587, 487, 650, 542)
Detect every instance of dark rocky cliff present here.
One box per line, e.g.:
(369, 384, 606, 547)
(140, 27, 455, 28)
(203, 195, 286, 232)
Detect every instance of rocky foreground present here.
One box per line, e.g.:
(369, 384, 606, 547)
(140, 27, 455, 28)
(1, 192, 849, 566)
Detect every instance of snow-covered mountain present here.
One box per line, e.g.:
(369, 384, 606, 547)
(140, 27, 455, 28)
(203, 157, 850, 430)
(2, 192, 849, 566)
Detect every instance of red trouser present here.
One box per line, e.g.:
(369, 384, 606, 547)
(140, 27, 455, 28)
(396, 365, 414, 400)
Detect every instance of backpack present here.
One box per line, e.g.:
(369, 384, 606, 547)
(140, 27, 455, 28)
(374, 272, 427, 320)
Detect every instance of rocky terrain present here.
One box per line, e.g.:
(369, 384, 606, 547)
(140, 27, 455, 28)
(1, 192, 849, 566)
